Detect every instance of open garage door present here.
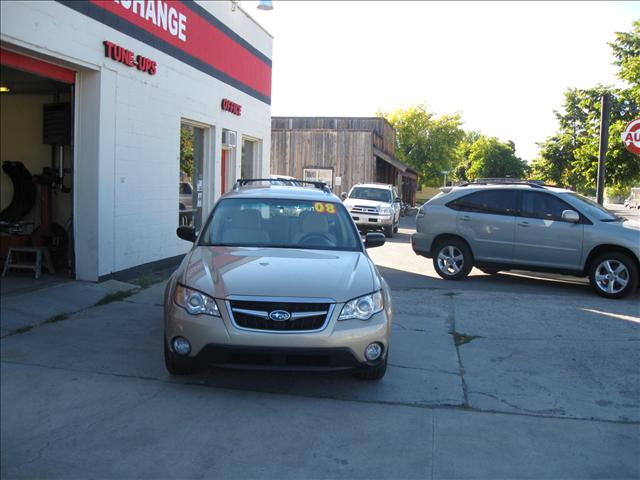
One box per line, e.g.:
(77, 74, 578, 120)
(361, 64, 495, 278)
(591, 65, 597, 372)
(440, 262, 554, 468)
(1, 49, 76, 280)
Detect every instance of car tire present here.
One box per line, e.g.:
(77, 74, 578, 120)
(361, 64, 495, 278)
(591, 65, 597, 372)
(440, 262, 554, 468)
(356, 356, 387, 380)
(164, 338, 196, 375)
(433, 238, 473, 281)
(384, 225, 393, 238)
(589, 252, 638, 299)
(393, 221, 399, 233)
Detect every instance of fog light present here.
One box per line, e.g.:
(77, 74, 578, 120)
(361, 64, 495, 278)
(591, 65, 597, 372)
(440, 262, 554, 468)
(365, 342, 383, 361)
(172, 337, 191, 356)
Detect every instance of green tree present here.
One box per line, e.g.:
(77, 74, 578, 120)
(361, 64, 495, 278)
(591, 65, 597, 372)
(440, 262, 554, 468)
(378, 104, 464, 186)
(180, 126, 194, 178)
(452, 130, 482, 183)
(609, 19, 640, 98)
(531, 20, 640, 193)
(465, 136, 528, 180)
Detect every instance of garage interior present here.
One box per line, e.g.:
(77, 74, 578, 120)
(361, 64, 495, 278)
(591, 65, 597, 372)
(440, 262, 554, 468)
(0, 63, 75, 286)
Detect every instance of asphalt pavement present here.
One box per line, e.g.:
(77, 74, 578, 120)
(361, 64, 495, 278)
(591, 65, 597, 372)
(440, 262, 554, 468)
(1, 213, 639, 479)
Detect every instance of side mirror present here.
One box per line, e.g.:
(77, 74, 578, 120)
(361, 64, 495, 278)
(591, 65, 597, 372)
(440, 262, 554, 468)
(561, 210, 580, 223)
(340, 192, 348, 201)
(364, 232, 385, 249)
(177, 226, 197, 242)
(394, 197, 401, 203)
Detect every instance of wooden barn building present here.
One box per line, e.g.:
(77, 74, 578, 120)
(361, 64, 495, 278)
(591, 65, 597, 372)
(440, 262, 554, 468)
(270, 117, 418, 205)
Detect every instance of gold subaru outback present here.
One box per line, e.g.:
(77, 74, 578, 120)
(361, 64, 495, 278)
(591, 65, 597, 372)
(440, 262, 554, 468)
(164, 180, 393, 380)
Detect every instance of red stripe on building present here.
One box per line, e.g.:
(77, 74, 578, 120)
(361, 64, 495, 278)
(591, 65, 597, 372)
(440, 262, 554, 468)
(0, 48, 76, 84)
(91, 0, 271, 98)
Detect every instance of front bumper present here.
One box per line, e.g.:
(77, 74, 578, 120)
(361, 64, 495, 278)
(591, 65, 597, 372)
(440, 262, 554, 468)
(164, 296, 392, 370)
(190, 344, 383, 371)
(350, 213, 393, 228)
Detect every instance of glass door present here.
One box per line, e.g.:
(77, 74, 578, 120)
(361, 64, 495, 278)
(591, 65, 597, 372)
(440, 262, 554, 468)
(179, 123, 204, 230)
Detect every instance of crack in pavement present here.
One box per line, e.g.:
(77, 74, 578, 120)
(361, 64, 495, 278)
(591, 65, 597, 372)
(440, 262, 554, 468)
(3, 359, 637, 426)
(445, 294, 469, 407)
(393, 322, 427, 333)
(469, 391, 568, 417)
(388, 362, 460, 376)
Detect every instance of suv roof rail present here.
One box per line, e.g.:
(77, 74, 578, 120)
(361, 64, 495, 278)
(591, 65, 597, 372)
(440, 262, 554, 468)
(458, 178, 549, 189)
(233, 178, 332, 193)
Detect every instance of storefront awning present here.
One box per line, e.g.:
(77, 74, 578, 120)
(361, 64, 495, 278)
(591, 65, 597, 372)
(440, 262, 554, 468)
(373, 147, 408, 173)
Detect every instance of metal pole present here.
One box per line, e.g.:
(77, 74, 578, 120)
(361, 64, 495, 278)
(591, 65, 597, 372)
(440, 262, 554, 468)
(596, 94, 610, 205)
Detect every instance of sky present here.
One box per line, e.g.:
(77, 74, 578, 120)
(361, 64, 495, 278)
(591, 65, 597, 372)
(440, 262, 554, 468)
(244, 1, 639, 162)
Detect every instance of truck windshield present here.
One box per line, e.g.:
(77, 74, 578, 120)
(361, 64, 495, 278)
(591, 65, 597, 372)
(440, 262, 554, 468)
(349, 187, 392, 203)
(200, 198, 362, 251)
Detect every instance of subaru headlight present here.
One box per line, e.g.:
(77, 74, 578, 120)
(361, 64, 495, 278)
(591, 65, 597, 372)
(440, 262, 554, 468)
(379, 207, 391, 215)
(339, 291, 384, 321)
(174, 284, 220, 317)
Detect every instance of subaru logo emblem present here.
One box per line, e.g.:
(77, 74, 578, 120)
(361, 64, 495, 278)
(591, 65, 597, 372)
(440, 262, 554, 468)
(269, 310, 291, 322)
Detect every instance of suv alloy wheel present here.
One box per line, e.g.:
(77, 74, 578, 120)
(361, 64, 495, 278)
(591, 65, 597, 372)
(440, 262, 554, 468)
(589, 252, 638, 299)
(433, 238, 473, 280)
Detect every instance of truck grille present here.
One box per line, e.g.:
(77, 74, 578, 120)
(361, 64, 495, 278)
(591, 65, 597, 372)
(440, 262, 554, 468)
(351, 205, 378, 214)
(228, 300, 331, 332)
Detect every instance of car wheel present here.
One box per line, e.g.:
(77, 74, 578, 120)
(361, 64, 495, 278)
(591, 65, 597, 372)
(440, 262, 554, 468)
(433, 238, 473, 280)
(164, 338, 196, 375)
(589, 252, 638, 299)
(393, 219, 399, 233)
(356, 356, 387, 380)
(384, 225, 393, 238)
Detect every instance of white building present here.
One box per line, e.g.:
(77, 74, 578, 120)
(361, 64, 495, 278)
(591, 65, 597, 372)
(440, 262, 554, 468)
(0, 0, 273, 281)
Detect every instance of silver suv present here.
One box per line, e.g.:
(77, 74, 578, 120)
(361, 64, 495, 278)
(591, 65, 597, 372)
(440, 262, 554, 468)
(164, 179, 393, 380)
(343, 183, 401, 238)
(411, 181, 640, 299)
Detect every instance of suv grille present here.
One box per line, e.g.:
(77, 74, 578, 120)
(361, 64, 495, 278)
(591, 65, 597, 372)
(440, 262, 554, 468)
(228, 300, 331, 332)
(351, 205, 379, 214)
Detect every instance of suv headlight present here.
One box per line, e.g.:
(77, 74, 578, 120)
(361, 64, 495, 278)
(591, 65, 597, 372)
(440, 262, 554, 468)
(174, 284, 220, 317)
(379, 207, 391, 215)
(338, 291, 384, 321)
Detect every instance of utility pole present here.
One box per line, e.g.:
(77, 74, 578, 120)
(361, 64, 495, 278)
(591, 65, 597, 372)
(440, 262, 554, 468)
(596, 94, 610, 205)
(441, 170, 450, 187)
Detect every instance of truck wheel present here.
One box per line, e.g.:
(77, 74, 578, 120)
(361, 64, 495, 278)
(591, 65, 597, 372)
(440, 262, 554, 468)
(384, 226, 393, 238)
(589, 252, 638, 299)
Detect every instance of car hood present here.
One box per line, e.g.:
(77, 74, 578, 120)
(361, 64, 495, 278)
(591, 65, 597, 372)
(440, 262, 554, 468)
(180, 247, 377, 303)
(344, 198, 390, 209)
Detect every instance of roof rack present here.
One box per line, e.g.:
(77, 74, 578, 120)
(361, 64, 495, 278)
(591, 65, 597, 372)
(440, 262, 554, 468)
(459, 178, 548, 189)
(233, 178, 332, 193)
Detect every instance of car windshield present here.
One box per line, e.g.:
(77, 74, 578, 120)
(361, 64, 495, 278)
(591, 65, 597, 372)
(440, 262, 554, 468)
(200, 198, 362, 251)
(349, 187, 392, 203)
(561, 192, 621, 222)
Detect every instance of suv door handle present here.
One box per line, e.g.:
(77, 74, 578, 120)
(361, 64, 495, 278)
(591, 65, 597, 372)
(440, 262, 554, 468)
(518, 221, 529, 227)
(461, 215, 472, 222)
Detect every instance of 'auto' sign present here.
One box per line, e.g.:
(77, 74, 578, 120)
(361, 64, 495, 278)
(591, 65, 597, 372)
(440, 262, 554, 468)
(622, 118, 640, 155)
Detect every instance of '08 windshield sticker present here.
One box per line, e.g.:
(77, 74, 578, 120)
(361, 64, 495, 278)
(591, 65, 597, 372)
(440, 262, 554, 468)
(313, 202, 337, 214)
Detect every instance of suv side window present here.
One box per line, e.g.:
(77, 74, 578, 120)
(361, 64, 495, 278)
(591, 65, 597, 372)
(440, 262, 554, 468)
(519, 191, 574, 221)
(447, 190, 517, 215)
